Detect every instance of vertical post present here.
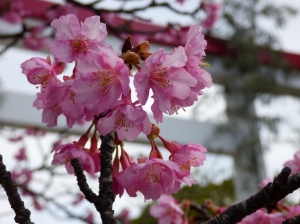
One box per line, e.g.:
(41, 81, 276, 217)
(225, 91, 266, 201)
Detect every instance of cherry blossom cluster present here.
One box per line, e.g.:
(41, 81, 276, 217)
(149, 150, 300, 223)
(21, 14, 212, 200)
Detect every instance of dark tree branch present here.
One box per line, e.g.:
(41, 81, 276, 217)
(71, 131, 116, 224)
(98, 131, 116, 224)
(0, 154, 34, 224)
(204, 167, 300, 224)
(71, 158, 101, 204)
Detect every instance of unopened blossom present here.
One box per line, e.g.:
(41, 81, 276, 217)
(283, 149, 300, 174)
(150, 194, 184, 224)
(73, 48, 130, 114)
(238, 209, 284, 224)
(50, 14, 107, 63)
(134, 47, 197, 122)
(97, 92, 151, 141)
(120, 158, 182, 200)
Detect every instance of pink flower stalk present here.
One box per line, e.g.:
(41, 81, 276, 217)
(14, 147, 27, 161)
(50, 14, 107, 63)
(283, 150, 300, 174)
(150, 194, 184, 224)
(238, 209, 284, 224)
(72, 49, 130, 114)
(97, 92, 151, 141)
(201, 2, 221, 30)
(120, 158, 182, 200)
(51, 131, 100, 176)
(134, 47, 197, 122)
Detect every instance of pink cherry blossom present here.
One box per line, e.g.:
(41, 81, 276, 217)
(50, 14, 107, 63)
(238, 209, 284, 224)
(47, 80, 85, 127)
(283, 149, 300, 174)
(51, 142, 100, 176)
(285, 205, 300, 219)
(134, 47, 197, 122)
(72, 49, 130, 114)
(21, 56, 58, 86)
(150, 194, 184, 224)
(120, 158, 182, 200)
(184, 23, 207, 67)
(170, 143, 207, 177)
(97, 92, 151, 141)
(201, 2, 221, 30)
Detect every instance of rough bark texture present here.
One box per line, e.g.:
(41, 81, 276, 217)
(204, 167, 300, 224)
(71, 131, 116, 224)
(98, 131, 117, 224)
(0, 154, 34, 224)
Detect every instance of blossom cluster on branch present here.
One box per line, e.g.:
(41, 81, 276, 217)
(20, 13, 211, 202)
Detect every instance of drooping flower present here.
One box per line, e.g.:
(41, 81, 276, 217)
(150, 194, 184, 224)
(72, 48, 130, 114)
(120, 158, 182, 200)
(170, 143, 207, 178)
(97, 92, 151, 141)
(283, 150, 300, 175)
(51, 141, 100, 176)
(50, 14, 108, 63)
